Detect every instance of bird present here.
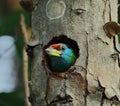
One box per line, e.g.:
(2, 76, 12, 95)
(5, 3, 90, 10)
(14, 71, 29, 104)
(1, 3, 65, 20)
(45, 43, 77, 73)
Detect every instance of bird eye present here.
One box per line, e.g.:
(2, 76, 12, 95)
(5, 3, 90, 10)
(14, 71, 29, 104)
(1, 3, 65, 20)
(61, 47, 65, 51)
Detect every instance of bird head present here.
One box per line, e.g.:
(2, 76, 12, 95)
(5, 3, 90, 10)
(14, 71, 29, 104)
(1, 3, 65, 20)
(45, 43, 76, 62)
(45, 43, 77, 72)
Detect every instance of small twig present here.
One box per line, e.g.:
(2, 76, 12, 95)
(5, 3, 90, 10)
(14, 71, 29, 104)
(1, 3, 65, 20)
(20, 14, 31, 106)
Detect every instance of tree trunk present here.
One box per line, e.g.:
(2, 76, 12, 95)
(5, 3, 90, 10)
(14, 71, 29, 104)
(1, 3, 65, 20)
(29, 0, 120, 106)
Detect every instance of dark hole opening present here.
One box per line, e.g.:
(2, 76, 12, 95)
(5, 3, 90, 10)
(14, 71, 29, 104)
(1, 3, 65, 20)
(43, 34, 80, 73)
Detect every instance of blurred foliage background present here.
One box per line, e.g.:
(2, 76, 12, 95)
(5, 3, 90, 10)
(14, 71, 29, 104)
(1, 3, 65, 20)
(0, 0, 30, 106)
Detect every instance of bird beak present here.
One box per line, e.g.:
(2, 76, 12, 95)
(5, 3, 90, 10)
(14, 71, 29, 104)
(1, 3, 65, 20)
(45, 47, 61, 57)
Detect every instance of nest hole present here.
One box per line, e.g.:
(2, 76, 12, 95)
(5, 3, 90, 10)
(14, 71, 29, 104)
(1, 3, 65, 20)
(43, 34, 80, 73)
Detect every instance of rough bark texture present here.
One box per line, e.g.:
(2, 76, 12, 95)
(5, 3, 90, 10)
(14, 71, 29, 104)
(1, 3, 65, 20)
(30, 0, 120, 106)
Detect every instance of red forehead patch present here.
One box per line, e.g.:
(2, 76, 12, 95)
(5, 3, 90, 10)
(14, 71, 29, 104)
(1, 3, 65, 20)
(50, 43, 61, 50)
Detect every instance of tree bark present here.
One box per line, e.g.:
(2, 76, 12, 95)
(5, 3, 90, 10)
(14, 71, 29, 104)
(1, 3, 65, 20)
(29, 0, 120, 106)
